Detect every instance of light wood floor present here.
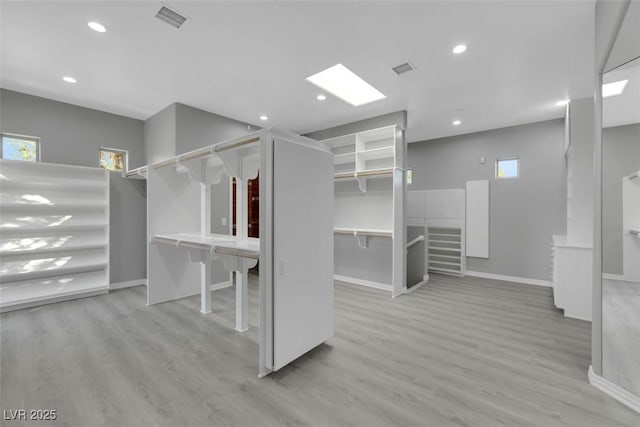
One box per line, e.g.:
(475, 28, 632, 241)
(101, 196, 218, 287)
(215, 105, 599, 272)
(1, 274, 639, 426)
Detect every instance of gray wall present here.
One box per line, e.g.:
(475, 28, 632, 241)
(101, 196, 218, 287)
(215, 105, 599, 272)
(408, 119, 567, 281)
(0, 89, 146, 284)
(144, 103, 176, 164)
(306, 111, 407, 285)
(602, 123, 640, 275)
(175, 103, 253, 155)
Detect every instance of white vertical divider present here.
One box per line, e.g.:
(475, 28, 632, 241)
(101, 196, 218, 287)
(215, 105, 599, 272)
(147, 165, 202, 305)
(465, 180, 489, 258)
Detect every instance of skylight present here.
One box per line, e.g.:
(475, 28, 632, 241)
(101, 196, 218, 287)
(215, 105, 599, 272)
(602, 79, 628, 98)
(306, 64, 386, 106)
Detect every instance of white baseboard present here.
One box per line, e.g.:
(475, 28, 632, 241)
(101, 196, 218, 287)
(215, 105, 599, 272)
(589, 365, 640, 414)
(110, 279, 147, 290)
(466, 270, 552, 287)
(333, 274, 392, 292)
(211, 281, 233, 291)
(603, 273, 625, 281)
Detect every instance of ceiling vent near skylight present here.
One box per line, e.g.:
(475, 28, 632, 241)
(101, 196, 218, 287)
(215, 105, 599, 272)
(392, 62, 415, 75)
(156, 6, 187, 29)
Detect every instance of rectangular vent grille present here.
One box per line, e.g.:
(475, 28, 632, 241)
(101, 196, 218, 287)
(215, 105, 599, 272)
(156, 6, 187, 28)
(392, 62, 414, 75)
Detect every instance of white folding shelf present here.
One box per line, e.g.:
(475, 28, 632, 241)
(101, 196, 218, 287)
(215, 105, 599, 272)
(146, 129, 334, 377)
(322, 125, 406, 297)
(0, 159, 109, 312)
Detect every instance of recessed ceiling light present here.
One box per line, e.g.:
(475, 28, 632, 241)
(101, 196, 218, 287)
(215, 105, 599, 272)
(317, 94, 327, 101)
(260, 115, 268, 121)
(88, 21, 106, 33)
(62, 76, 77, 83)
(602, 79, 628, 98)
(555, 100, 570, 106)
(453, 120, 461, 126)
(306, 63, 386, 106)
(452, 44, 467, 54)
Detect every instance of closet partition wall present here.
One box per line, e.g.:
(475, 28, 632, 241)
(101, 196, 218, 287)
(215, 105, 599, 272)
(145, 129, 334, 377)
(591, 0, 640, 412)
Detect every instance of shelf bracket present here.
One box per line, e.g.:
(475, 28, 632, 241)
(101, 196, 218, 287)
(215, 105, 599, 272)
(355, 175, 367, 193)
(355, 233, 369, 249)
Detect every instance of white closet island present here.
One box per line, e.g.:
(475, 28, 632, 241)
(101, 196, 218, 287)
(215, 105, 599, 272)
(146, 129, 334, 377)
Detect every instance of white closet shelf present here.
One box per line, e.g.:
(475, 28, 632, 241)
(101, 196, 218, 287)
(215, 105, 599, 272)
(0, 252, 108, 283)
(358, 146, 394, 161)
(0, 242, 107, 257)
(357, 126, 396, 143)
(0, 224, 107, 233)
(333, 228, 392, 237)
(123, 165, 148, 179)
(429, 266, 462, 274)
(0, 200, 107, 209)
(0, 177, 106, 190)
(334, 153, 355, 165)
(428, 238, 461, 244)
(151, 233, 260, 259)
(428, 253, 461, 260)
(0, 270, 108, 311)
(152, 133, 261, 170)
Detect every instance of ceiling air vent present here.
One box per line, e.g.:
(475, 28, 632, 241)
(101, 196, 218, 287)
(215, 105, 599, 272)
(155, 6, 187, 29)
(392, 62, 415, 75)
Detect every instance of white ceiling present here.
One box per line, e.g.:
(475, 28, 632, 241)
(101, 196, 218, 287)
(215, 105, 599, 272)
(1, 1, 596, 142)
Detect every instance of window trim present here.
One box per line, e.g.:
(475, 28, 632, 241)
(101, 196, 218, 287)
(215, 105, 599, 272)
(99, 146, 129, 172)
(0, 132, 41, 162)
(495, 156, 519, 179)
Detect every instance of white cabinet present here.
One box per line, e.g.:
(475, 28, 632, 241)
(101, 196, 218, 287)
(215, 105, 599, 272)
(551, 235, 592, 321)
(0, 159, 110, 312)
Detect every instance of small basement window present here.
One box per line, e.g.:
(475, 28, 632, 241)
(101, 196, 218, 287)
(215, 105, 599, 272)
(496, 157, 519, 179)
(99, 147, 127, 172)
(1, 133, 40, 162)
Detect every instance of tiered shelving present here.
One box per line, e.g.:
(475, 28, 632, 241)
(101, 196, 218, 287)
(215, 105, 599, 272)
(0, 159, 109, 312)
(427, 226, 463, 276)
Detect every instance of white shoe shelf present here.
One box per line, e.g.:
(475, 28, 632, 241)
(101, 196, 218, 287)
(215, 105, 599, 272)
(0, 159, 110, 312)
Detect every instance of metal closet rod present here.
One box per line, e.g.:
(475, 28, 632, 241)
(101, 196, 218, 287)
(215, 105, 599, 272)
(334, 168, 395, 179)
(334, 229, 392, 237)
(151, 236, 259, 259)
(152, 135, 261, 170)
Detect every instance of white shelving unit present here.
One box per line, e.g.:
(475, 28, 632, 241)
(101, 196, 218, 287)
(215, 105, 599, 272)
(427, 226, 464, 276)
(0, 159, 109, 312)
(146, 129, 334, 377)
(323, 125, 406, 297)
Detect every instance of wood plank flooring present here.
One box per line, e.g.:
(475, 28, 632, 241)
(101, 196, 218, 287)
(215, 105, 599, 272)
(1, 274, 639, 426)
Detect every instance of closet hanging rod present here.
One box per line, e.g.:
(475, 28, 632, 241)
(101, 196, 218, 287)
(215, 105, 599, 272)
(214, 136, 260, 153)
(153, 148, 215, 169)
(334, 229, 392, 237)
(334, 168, 395, 180)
